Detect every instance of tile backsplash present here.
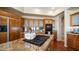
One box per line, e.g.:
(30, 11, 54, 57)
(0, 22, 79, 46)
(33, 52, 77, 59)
(72, 28, 79, 33)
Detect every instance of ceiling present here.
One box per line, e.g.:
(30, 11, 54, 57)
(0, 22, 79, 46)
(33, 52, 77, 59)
(68, 7, 79, 10)
(13, 7, 68, 16)
(1, 7, 79, 19)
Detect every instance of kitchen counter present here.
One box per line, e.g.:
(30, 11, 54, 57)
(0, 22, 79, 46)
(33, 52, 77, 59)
(67, 32, 79, 35)
(67, 33, 79, 50)
(0, 34, 54, 51)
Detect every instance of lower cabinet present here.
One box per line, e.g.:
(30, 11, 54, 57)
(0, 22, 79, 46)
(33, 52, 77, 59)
(0, 32, 7, 44)
(67, 33, 79, 50)
(75, 38, 79, 49)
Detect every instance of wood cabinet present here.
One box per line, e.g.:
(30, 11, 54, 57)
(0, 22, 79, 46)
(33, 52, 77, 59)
(67, 33, 79, 50)
(0, 10, 24, 44)
(0, 32, 7, 44)
(9, 18, 21, 41)
(0, 17, 7, 25)
(10, 18, 20, 27)
(9, 16, 23, 41)
(20, 18, 24, 38)
(76, 38, 79, 49)
(21, 18, 24, 27)
(0, 17, 7, 44)
(44, 19, 53, 24)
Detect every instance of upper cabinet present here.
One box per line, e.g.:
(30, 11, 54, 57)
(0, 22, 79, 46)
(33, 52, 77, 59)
(44, 19, 53, 24)
(21, 18, 24, 27)
(0, 17, 7, 26)
(70, 13, 79, 27)
(10, 18, 20, 27)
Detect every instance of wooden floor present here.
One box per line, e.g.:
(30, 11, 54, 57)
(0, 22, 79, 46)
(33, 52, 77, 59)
(50, 41, 76, 51)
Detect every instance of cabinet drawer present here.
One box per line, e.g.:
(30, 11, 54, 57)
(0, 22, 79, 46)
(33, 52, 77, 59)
(67, 34, 77, 39)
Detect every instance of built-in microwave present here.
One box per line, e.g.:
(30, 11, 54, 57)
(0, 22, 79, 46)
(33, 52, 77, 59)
(0, 26, 7, 32)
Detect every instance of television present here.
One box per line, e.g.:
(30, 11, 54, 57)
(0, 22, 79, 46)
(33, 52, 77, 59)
(0, 26, 7, 32)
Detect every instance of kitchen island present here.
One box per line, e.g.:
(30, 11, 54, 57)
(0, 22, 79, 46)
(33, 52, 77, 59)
(0, 34, 54, 51)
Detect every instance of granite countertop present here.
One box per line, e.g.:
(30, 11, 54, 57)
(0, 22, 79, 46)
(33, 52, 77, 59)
(0, 34, 54, 51)
(67, 32, 79, 35)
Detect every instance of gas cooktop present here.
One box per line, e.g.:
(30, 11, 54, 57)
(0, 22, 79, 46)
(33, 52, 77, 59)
(23, 35, 49, 46)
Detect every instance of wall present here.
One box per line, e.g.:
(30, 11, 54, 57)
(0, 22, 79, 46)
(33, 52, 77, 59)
(54, 14, 62, 41)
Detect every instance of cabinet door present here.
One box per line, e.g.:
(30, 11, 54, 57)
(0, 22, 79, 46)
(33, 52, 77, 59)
(75, 36, 79, 49)
(0, 17, 7, 44)
(67, 38, 74, 48)
(67, 34, 75, 48)
(21, 19, 24, 27)
(10, 18, 20, 27)
(9, 18, 20, 41)
(0, 17, 7, 25)
(44, 19, 53, 24)
(0, 32, 7, 44)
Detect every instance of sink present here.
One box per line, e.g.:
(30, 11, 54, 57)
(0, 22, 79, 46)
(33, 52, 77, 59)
(25, 32, 36, 40)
